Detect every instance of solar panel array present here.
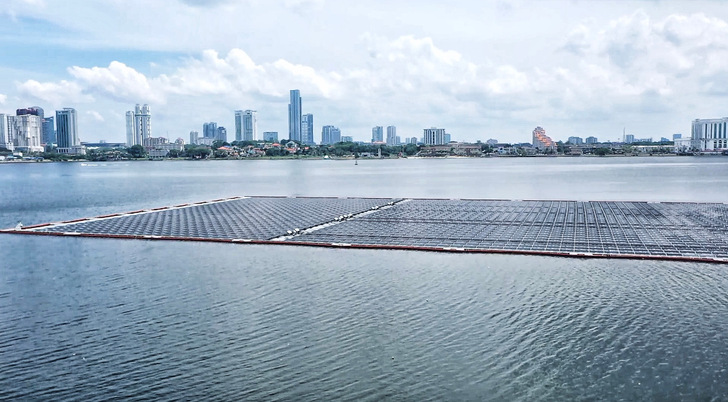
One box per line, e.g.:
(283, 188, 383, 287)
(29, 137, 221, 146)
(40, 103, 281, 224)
(296, 199, 728, 259)
(12, 197, 728, 261)
(33, 197, 397, 240)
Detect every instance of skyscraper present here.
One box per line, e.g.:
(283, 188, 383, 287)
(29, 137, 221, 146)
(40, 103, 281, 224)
(125, 104, 151, 146)
(203, 122, 218, 139)
(10, 111, 43, 152)
(42, 116, 55, 145)
(234, 110, 244, 142)
(288, 89, 302, 142)
(386, 125, 396, 145)
(301, 113, 313, 144)
(56, 108, 82, 154)
(216, 126, 227, 142)
(372, 126, 384, 142)
(321, 125, 341, 145)
(0, 114, 10, 150)
(190, 131, 199, 145)
(243, 110, 257, 141)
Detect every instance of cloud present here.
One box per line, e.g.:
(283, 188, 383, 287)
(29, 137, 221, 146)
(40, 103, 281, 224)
(0, 94, 6, 104)
(68, 61, 162, 103)
(86, 110, 105, 122)
(16, 79, 93, 105)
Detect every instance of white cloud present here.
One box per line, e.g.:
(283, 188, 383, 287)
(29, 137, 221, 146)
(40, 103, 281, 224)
(86, 110, 105, 122)
(16, 79, 93, 106)
(68, 61, 162, 103)
(0, 94, 6, 104)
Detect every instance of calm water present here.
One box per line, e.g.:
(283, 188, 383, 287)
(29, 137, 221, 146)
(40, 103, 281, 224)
(1, 157, 728, 400)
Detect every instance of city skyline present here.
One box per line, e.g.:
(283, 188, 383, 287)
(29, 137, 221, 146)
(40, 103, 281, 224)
(2, 1, 728, 144)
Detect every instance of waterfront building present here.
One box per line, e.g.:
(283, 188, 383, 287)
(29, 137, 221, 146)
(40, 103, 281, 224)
(321, 125, 341, 145)
(189, 131, 199, 145)
(56, 108, 84, 154)
(410, 137, 418, 144)
(242, 110, 257, 141)
(673, 134, 682, 140)
(532, 126, 555, 151)
(216, 126, 227, 142)
(42, 116, 55, 145)
(585, 136, 598, 144)
(690, 118, 728, 151)
(234, 110, 243, 142)
(395, 136, 401, 145)
(386, 126, 396, 145)
(203, 122, 217, 139)
(624, 134, 635, 144)
(372, 126, 384, 142)
(288, 89, 302, 142)
(423, 127, 446, 145)
(444, 133, 451, 143)
(301, 113, 314, 144)
(341, 135, 353, 143)
(263, 131, 278, 142)
(9, 113, 43, 152)
(0, 114, 10, 150)
(568, 136, 583, 145)
(125, 104, 151, 146)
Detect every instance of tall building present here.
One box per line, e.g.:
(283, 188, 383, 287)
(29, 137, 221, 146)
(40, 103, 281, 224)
(234, 110, 244, 142)
(203, 122, 218, 139)
(189, 131, 199, 145)
(42, 117, 55, 145)
(216, 126, 227, 142)
(243, 110, 257, 141)
(301, 113, 314, 144)
(56, 108, 84, 154)
(532, 126, 555, 151)
(585, 136, 598, 144)
(125, 104, 151, 146)
(263, 131, 278, 142)
(690, 118, 728, 151)
(624, 134, 635, 144)
(341, 135, 353, 143)
(0, 114, 10, 150)
(288, 89, 302, 142)
(567, 136, 583, 145)
(386, 125, 396, 145)
(423, 127, 446, 145)
(321, 125, 341, 145)
(10, 112, 43, 152)
(372, 126, 383, 142)
(444, 133, 451, 143)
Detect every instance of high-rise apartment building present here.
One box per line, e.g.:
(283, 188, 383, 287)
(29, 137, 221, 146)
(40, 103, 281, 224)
(190, 131, 199, 145)
(341, 136, 353, 143)
(585, 136, 598, 144)
(243, 110, 257, 141)
(216, 126, 227, 142)
(56, 108, 84, 154)
(567, 136, 583, 145)
(0, 114, 10, 150)
(125, 104, 151, 146)
(321, 125, 341, 145)
(372, 126, 384, 142)
(234, 110, 244, 142)
(288, 89, 302, 142)
(532, 126, 555, 151)
(301, 113, 314, 144)
(386, 126, 396, 145)
(423, 127, 446, 145)
(9, 112, 43, 152)
(42, 116, 55, 145)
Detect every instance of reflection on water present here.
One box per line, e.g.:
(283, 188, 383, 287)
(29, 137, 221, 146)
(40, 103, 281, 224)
(1, 157, 727, 400)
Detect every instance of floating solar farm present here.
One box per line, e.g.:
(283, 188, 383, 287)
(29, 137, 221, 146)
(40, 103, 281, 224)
(4, 196, 728, 263)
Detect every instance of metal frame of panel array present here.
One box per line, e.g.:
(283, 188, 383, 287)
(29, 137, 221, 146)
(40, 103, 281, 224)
(3, 196, 727, 263)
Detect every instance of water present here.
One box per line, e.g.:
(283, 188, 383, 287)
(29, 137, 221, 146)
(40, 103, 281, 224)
(1, 157, 728, 400)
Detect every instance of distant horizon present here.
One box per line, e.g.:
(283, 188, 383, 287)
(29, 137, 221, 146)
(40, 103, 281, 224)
(2, 1, 728, 144)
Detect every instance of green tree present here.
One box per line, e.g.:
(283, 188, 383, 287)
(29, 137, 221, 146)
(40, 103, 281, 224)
(127, 144, 146, 158)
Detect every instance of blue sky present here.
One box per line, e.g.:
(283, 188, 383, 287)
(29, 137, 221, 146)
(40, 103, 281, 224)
(2, 0, 728, 144)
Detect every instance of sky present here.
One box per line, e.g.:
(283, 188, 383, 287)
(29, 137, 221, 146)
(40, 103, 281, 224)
(2, 0, 728, 144)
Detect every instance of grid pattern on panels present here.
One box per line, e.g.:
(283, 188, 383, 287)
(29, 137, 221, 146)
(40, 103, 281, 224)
(295, 200, 728, 259)
(34, 197, 397, 240)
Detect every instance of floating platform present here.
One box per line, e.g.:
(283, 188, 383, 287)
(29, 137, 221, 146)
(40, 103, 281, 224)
(3, 196, 728, 263)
